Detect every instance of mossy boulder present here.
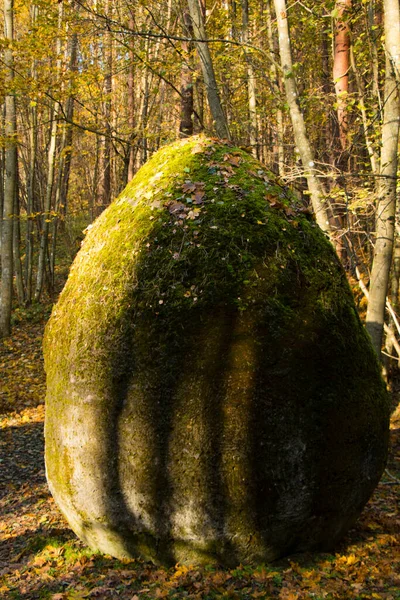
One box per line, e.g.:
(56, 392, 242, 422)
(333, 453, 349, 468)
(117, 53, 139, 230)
(44, 135, 390, 566)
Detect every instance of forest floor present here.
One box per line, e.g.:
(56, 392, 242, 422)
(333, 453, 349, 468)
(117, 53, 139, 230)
(1, 302, 400, 600)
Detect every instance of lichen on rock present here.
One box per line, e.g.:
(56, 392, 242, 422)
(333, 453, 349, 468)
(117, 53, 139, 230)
(44, 135, 390, 566)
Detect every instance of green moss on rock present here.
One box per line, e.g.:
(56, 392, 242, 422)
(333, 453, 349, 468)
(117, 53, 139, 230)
(44, 135, 390, 566)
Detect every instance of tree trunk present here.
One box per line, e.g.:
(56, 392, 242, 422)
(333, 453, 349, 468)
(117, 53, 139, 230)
(266, 0, 284, 174)
(241, 0, 257, 156)
(272, 0, 331, 235)
(179, 10, 194, 138)
(350, 46, 379, 174)
(187, 0, 231, 139)
(127, 13, 136, 182)
(49, 26, 78, 287)
(333, 0, 352, 151)
(366, 0, 400, 355)
(24, 3, 38, 305)
(34, 0, 63, 302)
(102, 0, 113, 210)
(13, 169, 24, 305)
(0, 0, 17, 336)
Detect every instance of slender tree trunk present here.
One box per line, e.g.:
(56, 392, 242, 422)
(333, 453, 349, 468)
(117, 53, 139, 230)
(13, 168, 24, 305)
(140, 62, 150, 165)
(127, 13, 136, 182)
(386, 235, 400, 362)
(333, 0, 352, 151)
(0, 0, 17, 336)
(102, 0, 113, 209)
(49, 27, 78, 287)
(179, 10, 194, 138)
(368, 1, 383, 112)
(241, 0, 257, 156)
(273, 0, 331, 235)
(24, 3, 38, 305)
(350, 47, 379, 174)
(266, 0, 284, 174)
(321, 31, 337, 168)
(34, 1, 63, 302)
(0, 131, 4, 248)
(366, 0, 400, 355)
(187, 0, 231, 139)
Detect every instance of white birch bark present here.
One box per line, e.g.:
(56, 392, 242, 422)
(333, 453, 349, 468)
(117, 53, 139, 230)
(273, 0, 331, 235)
(366, 0, 400, 355)
(241, 0, 257, 156)
(0, 0, 17, 336)
(187, 0, 231, 140)
(34, 0, 63, 301)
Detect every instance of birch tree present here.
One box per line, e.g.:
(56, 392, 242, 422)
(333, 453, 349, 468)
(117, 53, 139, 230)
(366, 0, 400, 356)
(34, 0, 64, 302)
(241, 0, 257, 156)
(272, 0, 331, 235)
(0, 0, 17, 337)
(187, 0, 230, 139)
(179, 10, 194, 138)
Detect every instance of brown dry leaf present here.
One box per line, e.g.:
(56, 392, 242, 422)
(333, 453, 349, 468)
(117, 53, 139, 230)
(254, 569, 280, 582)
(193, 190, 205, 204)
(223, 153, 241, 167)
(279, 591, 299, 600)
(89, 586, 113, 596)
(269, 200, 284, 209)
(182, 182, 197, 193)
(168, 201, 187, 214)
(284, 206, 295, 217)
(210, 571, 232, 585)
(32, 556, 47, 567)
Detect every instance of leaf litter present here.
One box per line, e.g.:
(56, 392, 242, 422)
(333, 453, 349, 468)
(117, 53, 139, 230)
(0, 304, 399, 599)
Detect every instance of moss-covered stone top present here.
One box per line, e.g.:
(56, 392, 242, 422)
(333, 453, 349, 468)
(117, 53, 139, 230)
(44, 133, 383, 410)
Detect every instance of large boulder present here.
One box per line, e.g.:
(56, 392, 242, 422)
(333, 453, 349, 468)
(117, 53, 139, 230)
(44, 135, 389, 566)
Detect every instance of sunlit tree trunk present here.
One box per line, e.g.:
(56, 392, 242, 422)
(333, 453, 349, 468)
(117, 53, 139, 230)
(266, 0, 284, 174)
(386, 236, 400, 362)
(350, 46, 379, 174)
(187, 0, 231, 139)
(368, 1, 383, 112)
(50, 27, 78, 287)
(0, 0, 17, 336)
(13, 167, 24, 305)
(34, 0, 63, 302)
(366, 0, 400, 356)
(101, 0, 113, 210)
(127, 12, 136, 182)
(273, 0, 331, 235)
(24, 3, 38, 305)
(241, 0, 257, 156)
(333, 0, 352, 152)
(179, 10, 194, 138)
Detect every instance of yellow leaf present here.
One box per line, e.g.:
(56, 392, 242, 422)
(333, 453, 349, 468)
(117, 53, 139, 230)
(346, 554, 359, 566)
